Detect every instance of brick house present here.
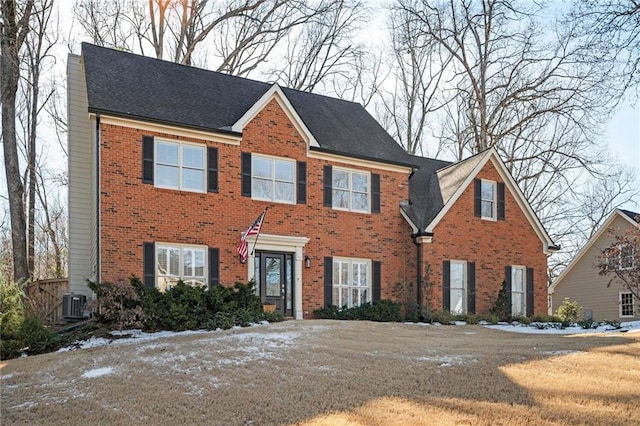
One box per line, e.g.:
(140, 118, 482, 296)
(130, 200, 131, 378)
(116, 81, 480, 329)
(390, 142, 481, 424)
(68, 43, 557, 319)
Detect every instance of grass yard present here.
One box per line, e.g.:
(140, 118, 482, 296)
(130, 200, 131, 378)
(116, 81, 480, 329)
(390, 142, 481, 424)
(1, 320, 639, 425)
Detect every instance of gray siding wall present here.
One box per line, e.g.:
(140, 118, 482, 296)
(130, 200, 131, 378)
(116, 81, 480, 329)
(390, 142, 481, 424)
(67, 53, 96, 295)
(551, 215, 638, 321)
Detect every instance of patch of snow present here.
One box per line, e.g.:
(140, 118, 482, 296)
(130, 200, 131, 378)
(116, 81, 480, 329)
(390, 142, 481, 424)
(2, 373, 14, 380)
(9, 401, 37, 410)
(82, 367, 113, 378)
(416, 355, 478, 367)
(542, 350, 582, 356)
(453, 321, 467, 326)
(485, 320, 640, 335)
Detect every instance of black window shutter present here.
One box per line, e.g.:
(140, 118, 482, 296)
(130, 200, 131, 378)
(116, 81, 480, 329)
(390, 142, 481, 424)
(142, 135, 154, 184)
(526, 267, 534, 316)
(443, 260, 451, 311)
(297, 161, 307, 204)
(323, 165, 332, 207)
(467, 262, 476, 314)
(372, 261, 381, 302)
(497, 182, 506, 220)
(143, 242, 155, 288)
(505, 266, 512, 315)
(474, 179, 481, 217)
(324, 257, 333, 307)
(207, 147, 218, 193)
(209, 248, 220, 288)
(241, 152, 251, 197)
(371, 173, 381, 214)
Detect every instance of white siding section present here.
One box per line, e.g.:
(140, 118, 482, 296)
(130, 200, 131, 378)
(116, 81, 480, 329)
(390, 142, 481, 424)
(67, 53, 95, 295)
(551, 215, 639, 321)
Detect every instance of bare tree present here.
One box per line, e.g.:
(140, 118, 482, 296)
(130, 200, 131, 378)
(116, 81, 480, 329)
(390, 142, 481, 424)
(378, 1, 451, 155)
(267, 0, 366, 92)
(569, 0, 640, 98)
(1, 0, 35, 284)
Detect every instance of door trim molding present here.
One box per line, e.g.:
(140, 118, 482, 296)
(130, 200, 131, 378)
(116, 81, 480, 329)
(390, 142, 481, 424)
(246, 234, 309, 320)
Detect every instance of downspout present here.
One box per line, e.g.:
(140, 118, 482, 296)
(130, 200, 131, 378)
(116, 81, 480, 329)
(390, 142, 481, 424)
(95, 114, 101, 285)
(412, 233, 422, 318)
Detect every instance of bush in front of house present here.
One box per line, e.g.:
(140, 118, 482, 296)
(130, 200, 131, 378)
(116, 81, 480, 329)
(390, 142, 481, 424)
(313, 300, 403, 322)
(555, 297, 582, 325)
(0, 278, 61, 360)
(89, 276, 280, 332)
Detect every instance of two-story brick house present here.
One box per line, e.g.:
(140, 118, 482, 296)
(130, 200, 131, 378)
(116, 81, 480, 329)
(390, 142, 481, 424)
(68, 43, 557, 319)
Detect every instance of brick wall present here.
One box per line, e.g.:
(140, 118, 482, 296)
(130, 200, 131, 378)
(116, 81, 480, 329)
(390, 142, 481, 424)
(420, 160, 548, 315)
(99, 98, 416, 317)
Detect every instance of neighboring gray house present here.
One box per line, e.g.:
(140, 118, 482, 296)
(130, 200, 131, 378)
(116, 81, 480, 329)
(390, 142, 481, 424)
(549, 209, 639, 321)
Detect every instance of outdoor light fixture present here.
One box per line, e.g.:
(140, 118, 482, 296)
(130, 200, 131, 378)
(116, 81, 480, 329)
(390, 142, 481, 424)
(305, 255, 311, 268)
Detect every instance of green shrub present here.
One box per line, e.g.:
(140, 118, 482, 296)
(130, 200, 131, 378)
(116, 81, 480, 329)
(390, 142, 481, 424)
(577, 318, 598, 329)
(477, 313, 499, 324)
(313, 300, 402, 322)
(424, 310, 455, 324)
(0, 278, 26, 337)
(604, 319, 621, 329)
(555, 298, 582, 324)
(530, 313, 561, 323)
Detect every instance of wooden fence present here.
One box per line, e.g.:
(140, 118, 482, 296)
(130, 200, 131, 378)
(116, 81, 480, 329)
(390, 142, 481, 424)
(27, 278, 69, 325)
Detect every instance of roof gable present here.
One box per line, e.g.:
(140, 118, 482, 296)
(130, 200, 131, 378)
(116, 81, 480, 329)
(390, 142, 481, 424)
(549, 209, 640, 293)
(402, 147, 556, 253)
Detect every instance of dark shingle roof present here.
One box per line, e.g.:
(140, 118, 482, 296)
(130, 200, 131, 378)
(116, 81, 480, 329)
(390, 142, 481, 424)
(620, 209, 640, 222)
(81, 43, 415, 167)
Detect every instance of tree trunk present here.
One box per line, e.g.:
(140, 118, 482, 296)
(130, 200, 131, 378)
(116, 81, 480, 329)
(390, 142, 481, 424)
(1, 0, 34, 285)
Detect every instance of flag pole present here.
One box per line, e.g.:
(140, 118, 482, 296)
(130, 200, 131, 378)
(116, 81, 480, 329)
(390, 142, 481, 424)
(250, 206, 269, 256)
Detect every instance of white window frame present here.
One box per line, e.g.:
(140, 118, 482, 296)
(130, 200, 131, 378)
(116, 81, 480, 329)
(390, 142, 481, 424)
(449, 260, 467, 315)
(332, 167, 370, 213)
(606, 244, 636, 271)
(480, 179, 497, 220)
(155, 139, 206, 193)
(333, 257, 371, 308)
(511, 265, 526, 317)
(251, 154, 296, 204)
(619, 292, 635, 318)
(156, 243, 207, 292)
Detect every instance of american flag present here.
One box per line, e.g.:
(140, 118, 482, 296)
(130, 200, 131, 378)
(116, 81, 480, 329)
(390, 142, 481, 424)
(237, 210, 266, 262)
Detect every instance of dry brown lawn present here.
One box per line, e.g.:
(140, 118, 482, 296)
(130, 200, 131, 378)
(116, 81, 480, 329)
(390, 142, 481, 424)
(1, 320, 639, 425)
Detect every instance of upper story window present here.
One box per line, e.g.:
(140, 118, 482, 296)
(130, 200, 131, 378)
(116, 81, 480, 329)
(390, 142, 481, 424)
(241, 153, 305, 205)
(322, 166, 380, 214)
(474, 178, 505, 220)
(156, 243, 207, 292)
(332, 168, 370, 212)
(142, 135, 218, 193)
(252, 155, 296, 203)
(606, 244, 636, 271)
(481, 180, 496, 220)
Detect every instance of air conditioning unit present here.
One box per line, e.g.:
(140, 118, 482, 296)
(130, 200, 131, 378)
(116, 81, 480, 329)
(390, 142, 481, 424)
(62, 294, 87, 320)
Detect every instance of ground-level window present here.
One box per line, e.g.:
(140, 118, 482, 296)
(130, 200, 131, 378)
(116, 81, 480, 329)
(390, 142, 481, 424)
(620, 292, 635, 318)
(450, 261, 467, 314)
(156, 244, 207, 291)
(511, 266, 526, 316)
(333, 258, 370, 308)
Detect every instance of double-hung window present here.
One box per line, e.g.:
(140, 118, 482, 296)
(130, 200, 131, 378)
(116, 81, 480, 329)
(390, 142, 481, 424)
(449, 261, 467, 314)
(511, 266, 526, 316)
(155, 140, 205, 192)
(332, 168, 369, 212)
(481, 180, 496, 220)
(620, 292, 635, 318)
(156, 244, 207, 291)
(251, 155, 296, 204)
(606, 244, 636, 270)
(333, 258, 370, 308)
